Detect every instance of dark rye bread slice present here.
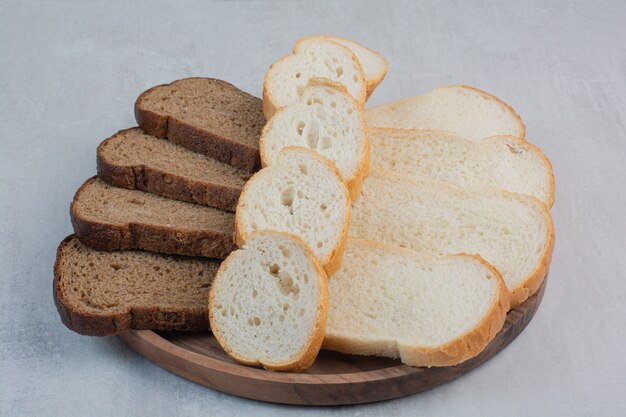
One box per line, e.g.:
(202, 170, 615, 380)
(70, 177, 236, 258)
(54, 235, 218, 336)
(135, 77, 266, 171)
(97, 128, 250, 212)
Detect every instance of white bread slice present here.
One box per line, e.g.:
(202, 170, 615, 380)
(349, 174, 554, 308)
(366, 85, 526, 140)
(260, 79, 370, 201)
(294, 36, 388, 98)
(235, 147, 351, 276)
(263, 39, 367, 119)
(324, 239, 510, 367)
(209, 230, 328, 372)
(370, 128, 555, 207)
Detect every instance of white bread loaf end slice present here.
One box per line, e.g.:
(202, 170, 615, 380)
(325, 239, 510, 367)
(370, 128, 555, 207)
(235, 147, 351, 276)
(260, 78, 370, 201)
(294, 35, 388, 98)
(209, 230, 328, 372)
(366, 85, 525, 141)
(350, 174, 554, 308)
(263, 40, 367, 119)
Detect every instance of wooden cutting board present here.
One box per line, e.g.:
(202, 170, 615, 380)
(119, 278, 546, 405)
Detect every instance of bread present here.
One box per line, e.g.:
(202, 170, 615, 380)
(366, 85, 525, 140)
(263, 39, 367, 119)
(324, 239, 510, 367)
(349, 174, 554, 308)
(97, 128, 251, 212)
(209, 231, 328, 372)
(235, 147, 350, 276)
(54, 235, 219, 336)
(294, 36, 388, 98)
(259, 79, 370, 200)
(370, 128, 554, 207)
(135, 77, 265, 171)
(71, 177, 236, 258)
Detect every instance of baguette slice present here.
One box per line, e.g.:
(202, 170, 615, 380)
(135, 77, 265, 171)
(71, 177, 236, 258)
(325, 239, 510, 367)
(263, 39, 367, 119)
(366, 85, 525, 140)
(370, 128, 554, 207)
(209, 231, 328, 372)
(97, 128, 251, 212)
(235, 148, 350, 276)
(350, 174, 554, 308)
(294, 36, 388, 98)
(260, 79, 370, 201)
(54, 235, 219, 336)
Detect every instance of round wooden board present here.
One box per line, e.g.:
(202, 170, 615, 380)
(119, 278, 547, 405)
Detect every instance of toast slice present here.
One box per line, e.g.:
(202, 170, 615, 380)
(350, 174, 554, 308)
(235, 148, 350, 276)
(294, 36, 388, 98)
(370, 128, 554, 207)
(260, 79, 370, 200)
(135, 77, 265, 171)
(97, 128, 251, 212)
(209, 231, 328, 372)
(325, 239, 510, 367)
(54, 235, 219, 336)
(70, 177, 236, 258)
(263, 39, 367, 119)
(366, 85, 525, 140)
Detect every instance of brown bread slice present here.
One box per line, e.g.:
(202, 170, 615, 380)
(54, 235, 219, 336)
(70, 177, 236, 258)
(135, 78, 265, 171)
(97, 128, 251, 212)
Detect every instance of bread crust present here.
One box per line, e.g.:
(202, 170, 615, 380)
(208, 230, 328, 372)
(53, 235, 209, 336)
(293, 35, 389, 99)
(262, 41, 368, 120)
(70, 177, 237, 259)
(234, 147, 351, 276)
(322, 239, 510, 367)
(258, 79, 371, 202)
(97, 128, 245, 212)
(135, 77, 263, 172)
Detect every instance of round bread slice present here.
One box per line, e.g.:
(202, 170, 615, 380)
(263, 39, 367, 119)
(260, 79, 370, 201)
(235, 147, 350, 276)
(209, 230, 328, 372)
(294, 35, 388, 98)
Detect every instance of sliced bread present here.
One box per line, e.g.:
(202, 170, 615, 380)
(209, 231, 328, 372)
(54, 235, 219, 336)
(294, 36, 388, 98)
(366, 85, 526, 140)
(235, 148, 350, 276)
(370, 128, 554, 207)
(259, 79, 370, 200)
(135, 77, 266, 171)
(70, 177, 236, 258)
(349, 174, 554, 308)
(97, 128, 251, 212)
(263, 39, 367, 119)
(325, 239, 510, 367)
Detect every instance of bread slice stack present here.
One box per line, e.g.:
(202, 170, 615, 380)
(54, 35, 555, 373)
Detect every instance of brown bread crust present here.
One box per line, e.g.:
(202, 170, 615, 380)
(70, 177, 237, 259)
(97, 128, 244, 212)
(135, 78, 264, 172)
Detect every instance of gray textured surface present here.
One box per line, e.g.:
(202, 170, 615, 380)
(1, 0, 625, 415)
